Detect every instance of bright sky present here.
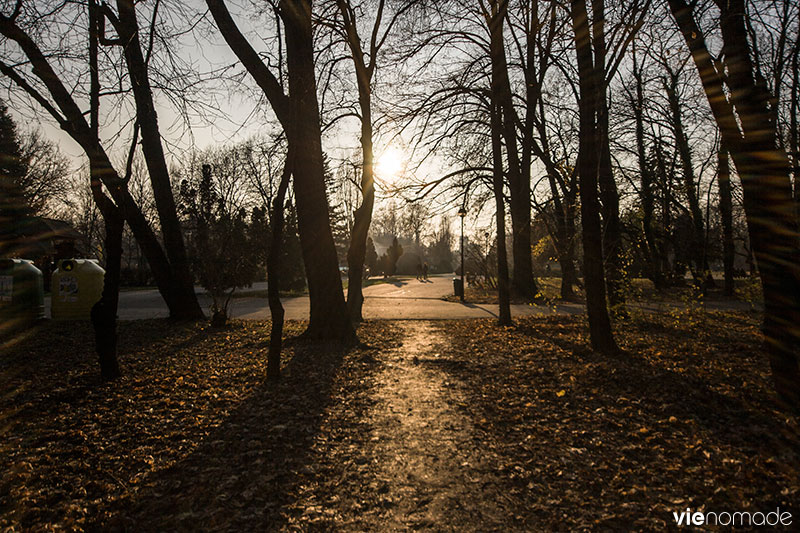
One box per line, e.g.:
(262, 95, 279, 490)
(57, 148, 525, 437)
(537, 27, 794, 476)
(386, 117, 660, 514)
(4, 1, 495, 243)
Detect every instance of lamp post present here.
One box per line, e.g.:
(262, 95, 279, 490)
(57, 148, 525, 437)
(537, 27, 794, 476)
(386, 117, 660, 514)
(458, 206, 467, 302)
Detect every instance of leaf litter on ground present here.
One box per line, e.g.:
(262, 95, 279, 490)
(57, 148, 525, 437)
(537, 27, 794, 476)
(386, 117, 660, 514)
(0, 311, 797, 531)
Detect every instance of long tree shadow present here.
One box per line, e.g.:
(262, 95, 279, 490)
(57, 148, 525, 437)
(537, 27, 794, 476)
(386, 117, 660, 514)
(423, 317, 799, 529)
(100, 334, 374, 531)
(511, 318, 786, 442)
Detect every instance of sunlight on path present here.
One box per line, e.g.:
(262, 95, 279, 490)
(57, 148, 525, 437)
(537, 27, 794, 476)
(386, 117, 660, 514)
(366, 321, 506, 530)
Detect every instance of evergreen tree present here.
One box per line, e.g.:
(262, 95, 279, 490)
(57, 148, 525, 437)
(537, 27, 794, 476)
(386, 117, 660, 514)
(381, 236, 403, 276)
(365, 236, 378, 275)
(180, 164, 259, 325)
(0, 103, 30, 256)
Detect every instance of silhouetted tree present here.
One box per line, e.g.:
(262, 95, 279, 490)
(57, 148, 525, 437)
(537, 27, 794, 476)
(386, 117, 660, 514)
(207, 0, 354, 340)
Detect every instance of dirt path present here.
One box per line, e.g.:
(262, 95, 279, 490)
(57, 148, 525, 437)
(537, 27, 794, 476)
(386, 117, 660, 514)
(367, 321, 506, 529)
(289, 321, 510, 531)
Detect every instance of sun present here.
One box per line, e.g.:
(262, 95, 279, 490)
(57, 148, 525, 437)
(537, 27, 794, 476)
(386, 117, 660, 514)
(375, 147, 405, 182)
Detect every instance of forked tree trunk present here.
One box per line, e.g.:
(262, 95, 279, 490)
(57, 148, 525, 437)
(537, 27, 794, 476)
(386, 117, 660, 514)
(570, 0, 618, 354)
(205, 0, 352, 339)
(283, 0, 354, 340)
(114, 0, 203, 320)
(668, 0, 800, 409)
(487, 0, 539, 300)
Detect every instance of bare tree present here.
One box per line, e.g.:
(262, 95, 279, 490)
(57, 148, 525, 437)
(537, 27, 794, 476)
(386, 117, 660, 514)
(569, 0, 618, 353)
(319, 0, 419, 321)
(0, 1, 204, 319)
(667, 0, 800, 409)
(206, 0, 354, 339)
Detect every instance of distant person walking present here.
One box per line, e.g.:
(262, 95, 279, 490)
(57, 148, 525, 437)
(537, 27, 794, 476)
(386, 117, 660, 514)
(416, 263, 423, 280)
(423, 262, 429, 280)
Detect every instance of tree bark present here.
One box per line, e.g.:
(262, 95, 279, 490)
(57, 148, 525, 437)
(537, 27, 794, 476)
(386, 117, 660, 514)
(570, 0, 618, 354)
(668, 0, 800, 409)
(486, 0, 539, 300)
(591, 0, 625, 315)
(267, 150, 293, 381)
(338, 0, 377, 323)
(490, 100, 512, 326)
(90, 176, 123, 381)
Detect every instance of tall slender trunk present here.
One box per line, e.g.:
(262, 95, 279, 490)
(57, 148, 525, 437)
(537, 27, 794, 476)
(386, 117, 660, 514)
(491, 100, 512, 326)
(665, 73, 706, 279)
(90, 179, 123, 381)
(487, 1, 538, 300)
(718, 142, 735, 296)
(597, 101, 625, 311)
(571, 0, 618, 354)
(791, 33, 800, 205)
(267, 150, 293, 381)
(546, 171, 577, 299)
(591, 0, 625, 313)
(91, 189, 125, 381)
(632, 52, 664, 289)
(88, 0, 120, 381)
(345, 73, 375, 322)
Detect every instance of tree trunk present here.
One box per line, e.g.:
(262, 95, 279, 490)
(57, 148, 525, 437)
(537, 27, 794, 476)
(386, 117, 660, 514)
(590, 0, 625, 315)
(115, 0, 203, 320)
(487, 0, 539, 300)
(597, 102, 626, 313)
(570, 0, 618, 354)
(546, 171, 577, 300)
(345, 73, 375, 323)
(267, 151, 293, 381)
(282, 0, 354, 340)
(89, 171, 122, 381)
(490, 101, 512, 326)
(632, 53, 664, 289)
(665, 73, 707, 281)
(718, 142, 735, 296)
(668, 0, 800, 409)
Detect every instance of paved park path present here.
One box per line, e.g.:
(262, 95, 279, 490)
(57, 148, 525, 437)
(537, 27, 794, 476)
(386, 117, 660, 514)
(44, 273, 756, 321)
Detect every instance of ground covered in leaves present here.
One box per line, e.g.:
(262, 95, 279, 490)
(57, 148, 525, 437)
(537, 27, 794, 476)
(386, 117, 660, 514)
(1, 311, 797, 531)
(448, 276, 763, 309)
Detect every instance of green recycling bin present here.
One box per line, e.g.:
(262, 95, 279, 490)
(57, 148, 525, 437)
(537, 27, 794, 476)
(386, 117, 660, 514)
(51, 259, 105, 320)
(453, 277, 464, 297)
(0, 258, 45, 329)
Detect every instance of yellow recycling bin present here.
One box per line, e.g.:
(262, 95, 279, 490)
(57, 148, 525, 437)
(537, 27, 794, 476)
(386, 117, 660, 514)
(51, 259, 105, 320)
